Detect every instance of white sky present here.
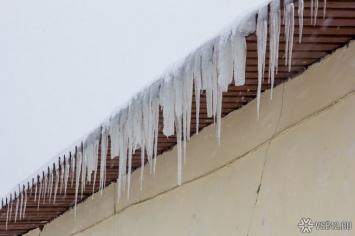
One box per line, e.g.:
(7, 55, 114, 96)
(0, 0, 267, 199)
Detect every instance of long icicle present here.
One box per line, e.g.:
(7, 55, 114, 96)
(256, 6, 268, 119)
(269, 0, 281, 99)
(23, 188, 27, 219)
(298, 0, 304, 43)
(284, 0, 294, 72)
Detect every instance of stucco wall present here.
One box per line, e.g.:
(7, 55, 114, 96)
(25, 41, 355, 236)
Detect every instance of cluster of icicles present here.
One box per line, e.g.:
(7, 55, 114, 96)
(2, 0, 327, 230)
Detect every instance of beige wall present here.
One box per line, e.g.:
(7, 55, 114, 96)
(25, 41, 355, 236)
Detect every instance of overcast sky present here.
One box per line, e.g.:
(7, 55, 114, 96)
(0, 0, 267, 198)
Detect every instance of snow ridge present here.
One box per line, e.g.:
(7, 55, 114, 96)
(2, 0, 327, 228)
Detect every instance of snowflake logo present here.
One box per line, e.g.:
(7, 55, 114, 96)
(298, 218, 314, 233)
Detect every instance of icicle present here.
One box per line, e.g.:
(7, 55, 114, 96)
(19, 188, 23, 220)
(74, 148, 83, 221)
(48, 172, 53, 204)
(314, 0, 318, 25)
(216, 87, 223, 145)
(185, 57, 194, 141)
(193, 52, 202, 134)
(100, 127, 108, 193)
(92, 139, 100, 196)
(142, 90, 152, 176)
(23, 189, 27, 219)
(6, 198, 10, 230)
(81, 150, 87, 199)
(53, 168, 59, 204)
(174, 72, 184, 185)
(60, 159, 64, 195)
(211, 41, 223, 145)
(284, 0, 294, 72)
(182, 59, 194, 163)
(64, 157, 70, 195)
(232, 33, 247, 87)
(256, 6, 268, 119)
(34, 178, 38, 202)
(30, 179, 33, 197)
(14, 193, 19, 222)
(269, 0, 281, 99)
(232, 13, 256, 87)
(323, 0, 326, 19)
(152, 85, 160, 174)
(110, 114, 120, 160)
(201, 46, 214, 118)
(42, 172, 48, 204)
(311, 0, 314, 25)
(140, 139, 145, 191)
(218, 34, 233, 92)
(117, 109, 128, 202)
(37, 176, 42, 209)
(176, 117, 182, 185)
(9, 196, 13, 222)
(160, 77, 175, 137)
(298, 0, 304, 43)
(71, 153, 76, 188)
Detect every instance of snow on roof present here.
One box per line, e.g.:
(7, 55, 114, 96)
(0, 0, 327, 228)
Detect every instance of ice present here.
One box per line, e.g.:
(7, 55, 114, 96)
(151, 83, 160, 174)
(53, 168, 59, 203)
(212, 43, 218, 111)
(269, 0, 281, 99)
(117, 109, 128, 202)
(311, 0, 314, 25)
(91, 138, 100, 196)
(5, 196, 11, 230)
(9, 196, 13, 222)
(100, 127, 108, 193)
(323, 0, 326, 18)
(14, 194, 19, 222)
(19, 187, 23, 220)
(174, 74, 183, 185)
(64, 158, 70, 195)
(81, 149, 87, 198)
(34, 180, 38, 202)
(310, 0, 319, 26)
(161, 77, 175, 137)
(176, 117, 182, 185)
(48, 173, 53, 204)
(232, 33, 247, 87)
(284, 1, 294, 72)
(314, 0, 318, 25)
(126, 97, 144, 200)
(37, 176, 42, 209)
(218, 35, 232, 92)
(110, 114, 120, 159)
(74, 149, 83, 221)
(193, 52, 202, 134)
(183, 60, 194, 161)
(257, 6, 268, 118)
(201, 45, 214, 118)
(60, 160, 64, 195)
(298, 0, 304, 43)
(42, 173, 48, 204)
(23, 189, 27, 219)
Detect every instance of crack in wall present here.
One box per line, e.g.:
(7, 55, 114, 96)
(246, 83, 285, 236)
